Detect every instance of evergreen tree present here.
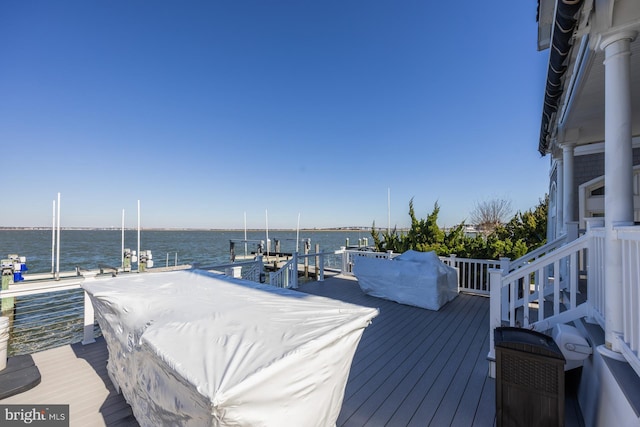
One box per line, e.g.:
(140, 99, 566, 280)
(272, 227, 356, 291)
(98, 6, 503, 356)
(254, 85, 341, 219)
(371, 196, 548, 260)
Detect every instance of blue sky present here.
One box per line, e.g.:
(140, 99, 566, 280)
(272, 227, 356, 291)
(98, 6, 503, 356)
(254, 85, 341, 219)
(0, 1, 550, 229)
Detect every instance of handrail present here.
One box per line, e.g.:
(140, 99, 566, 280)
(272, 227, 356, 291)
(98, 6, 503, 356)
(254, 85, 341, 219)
(508, 234, 567, 271)
(0, 277, 86, 298)
(488, 230, 593, 378)
(615, 225, 640, 377)
(267, 251, 326, 288)
(501, 233, 588, 284)
(269, 254, 298, 289)
(506, 240, 587, 330)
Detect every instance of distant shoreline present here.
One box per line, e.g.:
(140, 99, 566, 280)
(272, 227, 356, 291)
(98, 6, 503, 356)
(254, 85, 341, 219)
(0, 227, 375, 232)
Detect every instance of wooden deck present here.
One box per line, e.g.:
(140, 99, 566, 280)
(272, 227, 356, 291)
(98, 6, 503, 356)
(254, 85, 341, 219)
(0, 274, 583, 426)
(0, 337, 138, 426)
(299, 276, 495, 427)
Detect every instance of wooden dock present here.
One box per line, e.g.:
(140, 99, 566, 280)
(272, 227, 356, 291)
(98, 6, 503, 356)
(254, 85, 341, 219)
(0, 274, 585, 426)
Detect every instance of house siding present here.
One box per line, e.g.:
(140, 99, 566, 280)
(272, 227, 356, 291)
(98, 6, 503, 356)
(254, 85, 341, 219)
(570, 148, 640, 222)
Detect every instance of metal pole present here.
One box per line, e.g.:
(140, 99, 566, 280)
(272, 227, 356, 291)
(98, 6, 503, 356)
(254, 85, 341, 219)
(265, 209, 269, 262)
(296, 213, 300, 253)
(51, 200, 55, 274)
(121, 209, 125, 270)
(388, 187, 391, 234)
(56, 192, 61, 279)
(137, 200, 141, 273)
(315, 243, 320, 279)
(244, 211, 248, 259)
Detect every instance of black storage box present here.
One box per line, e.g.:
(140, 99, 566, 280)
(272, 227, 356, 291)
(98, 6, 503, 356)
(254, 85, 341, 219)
(495, 326, 566, 427)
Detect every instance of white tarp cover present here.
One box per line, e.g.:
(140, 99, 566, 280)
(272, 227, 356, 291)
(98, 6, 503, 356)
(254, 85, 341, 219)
(82, 270, 378, 427)
(352, 250, 458, 311)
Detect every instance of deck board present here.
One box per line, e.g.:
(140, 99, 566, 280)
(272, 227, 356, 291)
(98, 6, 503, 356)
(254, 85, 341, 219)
(0, 337, 135, 426)
(355, 297, 478, 426)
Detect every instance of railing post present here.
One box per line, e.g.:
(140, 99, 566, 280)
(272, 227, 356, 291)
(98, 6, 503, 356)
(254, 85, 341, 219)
(449, 254, 458, 288)
(488, 268, 504, 378)
(291, 252, 298, 289)
(499, 257, 510, 273)
(318, 251, 325, 282)
(340, 247, 348, 274)
(498, 258, 510, 299)
(256, 255, 264, 283)
(82, 289, 96, 345)
(304, 243, 309, 279)
(315, 244, 320, 279)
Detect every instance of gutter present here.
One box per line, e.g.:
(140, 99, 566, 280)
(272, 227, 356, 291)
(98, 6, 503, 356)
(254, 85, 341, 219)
(538, 0, 585, 155)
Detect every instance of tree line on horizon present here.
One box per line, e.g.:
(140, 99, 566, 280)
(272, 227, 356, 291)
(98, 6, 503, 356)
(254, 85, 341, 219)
(370, 196, 548, 261)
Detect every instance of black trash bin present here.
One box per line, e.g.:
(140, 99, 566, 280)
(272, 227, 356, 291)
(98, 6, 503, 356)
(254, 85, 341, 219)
(495, 327, 566, 427)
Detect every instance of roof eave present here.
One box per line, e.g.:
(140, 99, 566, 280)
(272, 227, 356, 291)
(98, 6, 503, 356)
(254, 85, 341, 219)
(538, 0, 586, 156)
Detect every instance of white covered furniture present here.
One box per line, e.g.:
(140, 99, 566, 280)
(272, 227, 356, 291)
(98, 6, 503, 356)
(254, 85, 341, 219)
(353, 250, 458, 311)
(82, 270, 378, 427)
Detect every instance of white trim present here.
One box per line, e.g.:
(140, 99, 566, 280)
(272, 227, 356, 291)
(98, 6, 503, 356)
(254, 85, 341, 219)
(559, 35, 592, 127)
(573, 136, 640, 156)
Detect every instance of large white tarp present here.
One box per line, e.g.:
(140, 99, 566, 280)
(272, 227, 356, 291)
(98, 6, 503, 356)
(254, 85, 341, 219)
(82, 270, 378, 427)
(353, 250, 458, 311)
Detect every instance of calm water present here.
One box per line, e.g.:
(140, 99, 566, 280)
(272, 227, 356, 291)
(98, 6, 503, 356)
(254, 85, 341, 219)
(0, 229, 372, 355)
(0, 229, 372, 274)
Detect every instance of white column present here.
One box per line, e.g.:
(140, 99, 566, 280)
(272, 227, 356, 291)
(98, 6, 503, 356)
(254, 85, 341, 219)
(562, 143, 575, 234)
(601, 31, 636, 351)
(556, 157, 565, 239)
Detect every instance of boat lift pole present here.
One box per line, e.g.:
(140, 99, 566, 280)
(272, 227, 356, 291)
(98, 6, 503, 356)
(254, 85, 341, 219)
(296, 213, 300, 253)
(56, 192, 61, 280)
(137, 200, 140, 273)
(388, 187, 391, 234)
(121, 209, 125, 270)
(265, 209, 269, 263)
(51, 200, 55, 274)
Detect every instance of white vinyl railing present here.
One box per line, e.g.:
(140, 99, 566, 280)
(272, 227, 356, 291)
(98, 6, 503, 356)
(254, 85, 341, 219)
(486, 225, 630, 379)
(616, 226, 640, 377)
(441, 255, 508, 296)
(340, 249, 501, 295)
(268, 251, 326, 289)
(507, 233, 569, 271)
(588, 228, 605, 326)
(198, 257, 265, 283)
(340, 249, 398, 275)
(491, 233, 591, 332)
(0, 277, 96, 356)
(0, 258, 267, 356)
(270, 254, 298, 289)
(487, 232, 594, 378)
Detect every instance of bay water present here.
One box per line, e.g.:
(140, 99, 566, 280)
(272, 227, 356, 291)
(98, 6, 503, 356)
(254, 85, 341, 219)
(0, 229, 372, 355)
(0, 229, 372, 273)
